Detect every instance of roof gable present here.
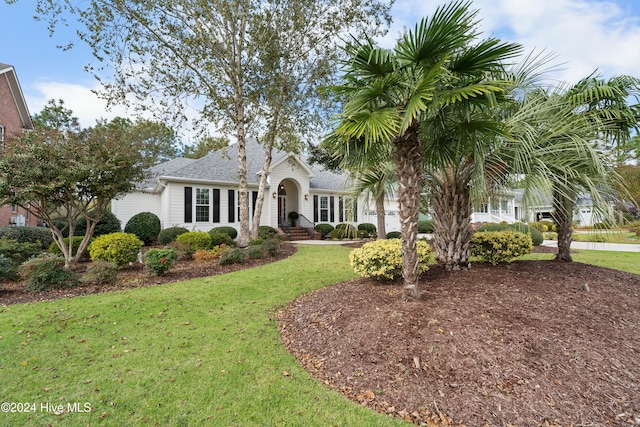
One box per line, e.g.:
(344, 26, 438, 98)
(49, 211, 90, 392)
(0, 63, 33, 131)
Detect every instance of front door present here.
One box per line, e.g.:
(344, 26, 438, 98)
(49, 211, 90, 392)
(278, 196, 287, 226)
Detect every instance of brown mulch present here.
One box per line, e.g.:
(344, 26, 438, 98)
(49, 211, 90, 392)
(278, 246, 640, 426)
(0, 243, 297, 306)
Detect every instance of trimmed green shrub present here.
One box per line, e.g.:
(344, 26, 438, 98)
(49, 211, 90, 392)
(80, 261, 118, 285)
(314, 223, 334, 238)
(19, 253, 78, 292)
(158, 226, 189, 245)
(358, 223, 377, 235)
(470, 230, 533, 265)
(386, 231, 401, 239)
(418, 219, 435, 233)
(48, 236, 91, 260)
(350, 238, 431, 280)
(219, 248, 246, 265)
(246, 245, 266, 259)
(209, 232, 235, 248)
(0, 254, 19, 281)
(478, 222, 543, 246)
(143, 248, 178, 276)
(124, 212, 161, 245)
(287, 211, 299, 226)
(88, 232, 144, 267)
(210, 226, 238, 239)
(76, 210, 122, 238)
(0, 226, 54, 249)
(0, 237, 42, 264)
(176, 231, 212, 252)
(593, 222, 609, 230)
(331, 224, 358, 239)
(257, 226, 277, 239)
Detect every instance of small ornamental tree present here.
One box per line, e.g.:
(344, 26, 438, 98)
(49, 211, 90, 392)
(0, 116, 150, 267)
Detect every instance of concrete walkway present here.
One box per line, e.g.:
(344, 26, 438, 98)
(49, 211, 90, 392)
(541, 240, 640, 252)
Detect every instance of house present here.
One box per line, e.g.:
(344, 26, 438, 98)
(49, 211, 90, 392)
(0, 63, 38, 227)
(111, 138, 402, 236)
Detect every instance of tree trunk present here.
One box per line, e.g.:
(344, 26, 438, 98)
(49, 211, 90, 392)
(375, 192, 386, 239)
(430, 170, 474, 270)
(251, 139, 274, 239)
(553, 188, 574, 262)
(392, 123, 423, 300)
(236, 134, 250, 248)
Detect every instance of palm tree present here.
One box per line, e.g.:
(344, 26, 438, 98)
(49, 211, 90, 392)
(325, 1, 521, 299)
(350, 161, 396, 239)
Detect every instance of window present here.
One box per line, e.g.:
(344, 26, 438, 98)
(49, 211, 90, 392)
(477, 204, 488, 213)
(11, 205, 17, 213)
(320, 196, 329, 221)
(501, 200, 509, 214)
(0, 125, 4, 145)
(339, 197, 357, 222)
(195, 188, 210, 222)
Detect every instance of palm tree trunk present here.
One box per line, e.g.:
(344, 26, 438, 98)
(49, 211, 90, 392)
(553, 188, 574, 262)
(392, 124, 423, 300)
(430, 170, 474, 270)
(375, 192, 386, 239)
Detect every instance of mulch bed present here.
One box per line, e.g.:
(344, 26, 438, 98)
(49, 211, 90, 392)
(0, 243, 297, 306)
(278, 247, 640, 426)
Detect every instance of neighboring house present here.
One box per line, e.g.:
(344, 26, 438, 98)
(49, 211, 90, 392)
(111, 138, 401, 236)
(0, 63, 38, 227)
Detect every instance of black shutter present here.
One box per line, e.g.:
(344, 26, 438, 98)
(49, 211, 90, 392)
(252, 191, 258, 220)
(330, 196, 335, 222)
(313, 195, 319, 222)
(184, 187, 192, 223)
(213, 189, 220, 223)
(228, 190, 235, 223)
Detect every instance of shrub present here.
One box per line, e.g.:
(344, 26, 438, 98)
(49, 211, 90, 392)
(0, 237, 42, 264)
(331, 224, 358, 239)
(193, 249, 220, 262)
(219, 248, 246, 265)
(470, 230, 533, 265)
(246, 245, 266, 259)
(166, 240, 192, 261)
(76, 210, 122, 238)
(350, 239, 431, 280)
(386, 231, 401, 239)
(124, 212, 161, 246)
(478, 222, 543, 246)
(209, 226, 238, 239)
(314, 223, 334, 238)
(80, 261, 118, 285)
(143, 248, 178, 276)
(0, 226, 54, 249)
(593, 222, 609, 230)
(19, 253, 78, 292)
(418, 219, 435, 233)
(176, 231, 212, 252)
(358, 223, 377, 235)
(257, 226, 277, 239)
(88, 232, 144, 267)
(0, 254, 19, 281)
(263, 238, 280, 256)
(287, 211, 299, 226)
(48, 236, 91, 260)
(158, 226, 189, 245)
(209, 232, 235, 248)
(248, 237, 264, 246)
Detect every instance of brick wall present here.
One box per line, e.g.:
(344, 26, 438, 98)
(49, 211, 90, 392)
(0, 73, 25, 139)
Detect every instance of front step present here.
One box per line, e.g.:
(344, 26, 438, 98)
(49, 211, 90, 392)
(281, 226, 312, 241)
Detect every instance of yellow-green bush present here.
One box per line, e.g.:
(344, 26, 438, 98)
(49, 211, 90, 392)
(176, 231, 211, 252)
(349, 238, 431, 279)
(88, 232, 143, 267)
(470, 230, 532, 265)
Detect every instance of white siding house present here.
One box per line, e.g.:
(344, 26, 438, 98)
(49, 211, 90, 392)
(112, 139, 403, 234)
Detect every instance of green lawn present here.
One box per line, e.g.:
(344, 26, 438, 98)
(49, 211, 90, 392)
(521, 249, 640, 275)
(1, 244, 637, 426)
(0, 245, 404, 427)
(547, 230, 640, 244)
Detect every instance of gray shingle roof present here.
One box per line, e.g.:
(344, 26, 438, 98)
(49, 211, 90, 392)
(146, 138, 349, 192)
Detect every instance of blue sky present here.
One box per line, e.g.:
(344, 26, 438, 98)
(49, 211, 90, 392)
(2, 0, 640, 134)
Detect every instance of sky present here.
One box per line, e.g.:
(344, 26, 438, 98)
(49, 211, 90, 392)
(1, 0, 640, 136)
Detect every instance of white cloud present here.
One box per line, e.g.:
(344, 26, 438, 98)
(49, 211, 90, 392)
(382, 0, 640, 84)
(27, 81, 131, 128)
